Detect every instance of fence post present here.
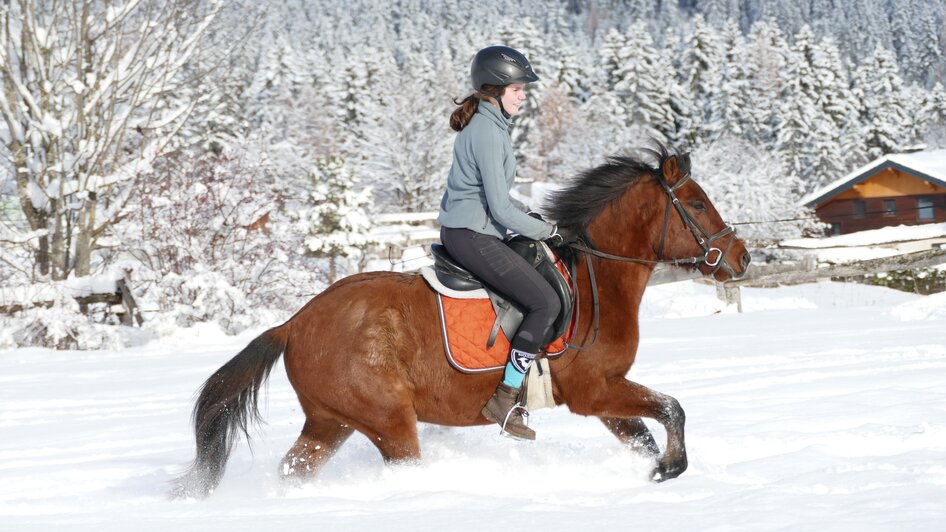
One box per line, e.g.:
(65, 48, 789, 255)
(117, 271, 144, 326)
(715, 282, 743, 313)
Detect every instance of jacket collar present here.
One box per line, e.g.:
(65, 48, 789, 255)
(476, 100, 512, 131)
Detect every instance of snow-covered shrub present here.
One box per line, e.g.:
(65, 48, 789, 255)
(143, 271, 270, 335)
(861, 267, 946, 295)
(102, 141, 323, 334)
(692, 136, 824, 243)
(0, 292, 124, 351)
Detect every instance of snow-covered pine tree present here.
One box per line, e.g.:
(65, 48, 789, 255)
(701, 0, 743, 28)
(809, 0, 839, 38)
(302, 156, 376, 283)
(497, 17, 547, 164)
(816, 37, 867, 171)
(358, 55, 454, 212)
(706, 19, 754, 142)
(775, 26, 831, 197)
(679, 15, 723, 147)
(612, 21, 673, 142)
(599, 27, 629, 93)
(891, 0, 922, 81)
(918, 83, 946, 147)
(915, 13, 945, 87)
(853, 46, 913, 158)
(804, 29, 862, 190)
(546, 6, 596, 105)
(656, 36, 697, 149)
(835, 0, 894, 62)
(524, 84, 601, 183)
(755, 0, 809, 41)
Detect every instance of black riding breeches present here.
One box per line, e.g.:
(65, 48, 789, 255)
(440, 226, 561, 353)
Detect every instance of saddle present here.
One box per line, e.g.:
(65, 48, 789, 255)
(427, 237, 575, 350)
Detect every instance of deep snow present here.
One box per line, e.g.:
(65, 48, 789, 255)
(1, 281, 945, 531)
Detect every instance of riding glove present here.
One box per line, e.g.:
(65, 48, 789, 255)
(545, 225, 579, 247)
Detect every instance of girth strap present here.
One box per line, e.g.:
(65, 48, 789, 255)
(563, 251, 600, 351)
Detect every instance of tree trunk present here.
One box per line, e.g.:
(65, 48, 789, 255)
(74, 203, 94, 277)
(36, 234, 50, 277)
(49, 207, 68, 280)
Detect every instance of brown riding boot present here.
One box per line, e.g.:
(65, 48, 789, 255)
(481, 383, 535, 440)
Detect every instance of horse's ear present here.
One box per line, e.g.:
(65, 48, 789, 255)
(661, 155, 681, 184)
(680, 152, 692, 177)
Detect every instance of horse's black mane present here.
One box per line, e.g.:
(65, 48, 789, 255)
(544, 141, 687, 236)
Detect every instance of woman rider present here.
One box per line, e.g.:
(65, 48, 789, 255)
(438, 46, 576, 440)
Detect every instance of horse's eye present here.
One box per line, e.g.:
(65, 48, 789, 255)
(691, 201, 706, 212)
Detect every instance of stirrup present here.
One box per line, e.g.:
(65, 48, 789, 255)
(500, 402, 530, 434)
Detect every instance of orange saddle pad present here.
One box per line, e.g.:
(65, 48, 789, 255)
(437, 263, 574, 373)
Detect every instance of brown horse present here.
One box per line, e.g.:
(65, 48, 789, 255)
(173, 145, 750, 497)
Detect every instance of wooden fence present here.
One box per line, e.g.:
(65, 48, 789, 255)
(0, 272, 144, 326)
(714, 246, 946, 311)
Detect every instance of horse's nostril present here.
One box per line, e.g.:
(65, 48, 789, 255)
(740, 252, 751, 269)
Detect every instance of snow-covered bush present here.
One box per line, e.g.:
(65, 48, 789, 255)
(143, 271, 273, 335)
(0, 291, 124, 351)
(102, 142, 323, 334)
(692, 136, 823, 242)
(862, 267, 946, 295)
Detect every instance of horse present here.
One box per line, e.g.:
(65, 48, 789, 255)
(173, 144, 751, 498)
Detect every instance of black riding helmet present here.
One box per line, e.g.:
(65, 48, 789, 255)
(471, 46, 539, 117)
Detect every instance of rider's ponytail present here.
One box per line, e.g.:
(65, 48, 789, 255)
(449, 85, 504, 132)
(450, 94, 479, 132)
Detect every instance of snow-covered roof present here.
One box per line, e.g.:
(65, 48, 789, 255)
(801, 149, 946, 207)
(780, 221, 946, 248)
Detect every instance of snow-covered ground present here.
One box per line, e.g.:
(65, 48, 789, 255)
(2, 281, 945, 531)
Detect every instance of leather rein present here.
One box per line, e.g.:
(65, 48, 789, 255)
(562, 172, 737, 351)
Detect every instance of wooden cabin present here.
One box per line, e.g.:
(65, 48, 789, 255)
(802, 149, 946, 235)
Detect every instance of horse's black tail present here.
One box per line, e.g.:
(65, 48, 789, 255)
(171, 326, 288, 499)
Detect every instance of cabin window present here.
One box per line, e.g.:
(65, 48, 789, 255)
(918, 198, 934, 221)
(830, 223, 842, 236)
(883, 199, 896, 216)
(852, 200, 866, 218)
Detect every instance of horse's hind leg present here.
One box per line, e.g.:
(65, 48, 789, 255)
(600, 416, 660, 457)
(280, 408, 354, 483)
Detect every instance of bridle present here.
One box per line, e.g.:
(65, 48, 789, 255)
(655, 172, 737, 278)
(562, 170, 737, 351)
(569, 171, 736, 275)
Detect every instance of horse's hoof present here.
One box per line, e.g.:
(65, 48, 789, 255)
(650, 456, 687, 482)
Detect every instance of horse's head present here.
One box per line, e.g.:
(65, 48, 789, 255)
(650, 151, 750, 281)
(546, 144, 750, 282)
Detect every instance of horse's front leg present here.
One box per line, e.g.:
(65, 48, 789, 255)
(600, 416, 660, 457)
(568, 377, 687, 482)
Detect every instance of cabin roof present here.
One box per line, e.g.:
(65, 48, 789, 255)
(801, 149, 946, 207)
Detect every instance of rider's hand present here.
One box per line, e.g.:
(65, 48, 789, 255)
(545, 225, 579, 247)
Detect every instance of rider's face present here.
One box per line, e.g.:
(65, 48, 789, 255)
(501, 83, 527, 116)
